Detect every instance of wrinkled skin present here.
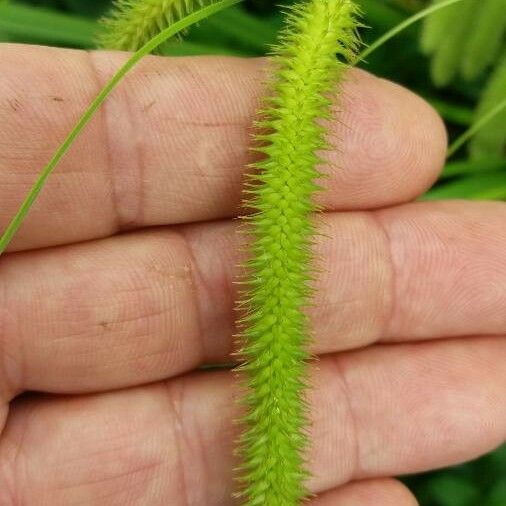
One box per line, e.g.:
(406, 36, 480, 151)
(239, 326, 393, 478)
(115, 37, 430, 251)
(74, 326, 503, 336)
(0, 44, 504, 505)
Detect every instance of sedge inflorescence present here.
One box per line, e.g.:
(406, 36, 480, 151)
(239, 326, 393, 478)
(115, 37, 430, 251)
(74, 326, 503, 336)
(98, 0, 216, 51)
(237, 1, 360, 504)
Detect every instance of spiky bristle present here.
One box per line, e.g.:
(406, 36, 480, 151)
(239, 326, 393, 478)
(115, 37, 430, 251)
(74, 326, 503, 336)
(236, 1, 361, 505)
(97, 0, 215, 52)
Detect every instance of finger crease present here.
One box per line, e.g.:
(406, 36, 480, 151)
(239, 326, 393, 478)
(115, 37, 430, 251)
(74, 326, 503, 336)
(177, 229, 209, 364)
(86, 50, 145, 232)
(369, 210, 397, 341)
(331, 355, 362, 480)
(164, 380, 205, 506)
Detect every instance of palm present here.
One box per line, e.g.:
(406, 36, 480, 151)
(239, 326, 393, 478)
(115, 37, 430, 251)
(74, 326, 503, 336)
(0, 44, 504, 505)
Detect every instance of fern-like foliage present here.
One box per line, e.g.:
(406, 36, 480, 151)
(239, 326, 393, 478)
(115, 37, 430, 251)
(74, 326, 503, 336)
(470, 52, 506, 160)
(421, 0, 475, 86)
(237, 1, 360, 504)
(421, 0, 506, 86)
(460, 0, 506, 81)
(97, 0, 216, 51)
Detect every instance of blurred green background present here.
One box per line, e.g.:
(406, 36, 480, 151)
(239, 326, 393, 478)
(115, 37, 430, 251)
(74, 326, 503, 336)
(0, 0, 504, 504)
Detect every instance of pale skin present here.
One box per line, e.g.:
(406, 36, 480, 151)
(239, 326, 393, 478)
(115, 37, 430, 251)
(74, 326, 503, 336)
(0, 43, 504, 505)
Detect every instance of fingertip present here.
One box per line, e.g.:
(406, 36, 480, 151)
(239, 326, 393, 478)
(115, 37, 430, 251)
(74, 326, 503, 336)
(324, 68, 448, 209)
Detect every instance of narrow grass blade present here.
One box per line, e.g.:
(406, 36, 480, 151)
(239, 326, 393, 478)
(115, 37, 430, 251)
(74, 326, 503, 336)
(448, 98, 506, 158)
(0, 0, 242, 256)
(355, 0, 466, 64)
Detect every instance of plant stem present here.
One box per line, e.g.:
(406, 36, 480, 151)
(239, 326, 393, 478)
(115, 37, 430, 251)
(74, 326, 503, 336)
(354, 0, 466, 64)
(447, 97, 506, 157)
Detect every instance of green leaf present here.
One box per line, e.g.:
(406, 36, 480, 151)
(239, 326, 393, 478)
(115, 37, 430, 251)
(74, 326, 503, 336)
(429, 0, 475, 87)
(204, 5, 278, 52)
(421, 0, 455, 54)
(185, 6, 281, 55)
(357, 0, 467, 65)
(488, 481, 506, 506)
(426, 475, 481, 506)
(423, 172, 506, 200)
(427, 96, 473, 126)
(0, 1, 97, 47)
(358, 0, 405, 31)
(421, 0, 506, 86)
(440, 158, 506, 180)
(161, 39, 245, 56)
(461, 0, 506, 81)
(470, 52, 506, 160)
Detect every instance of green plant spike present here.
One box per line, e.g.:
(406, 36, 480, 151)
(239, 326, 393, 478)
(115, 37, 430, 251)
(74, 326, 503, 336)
(0, 0, 241, 257)
(236, 1, 360, 505)
(469, 53, 506, 160)
(98, 0, 218, 51)
(461, 0, 506, 81)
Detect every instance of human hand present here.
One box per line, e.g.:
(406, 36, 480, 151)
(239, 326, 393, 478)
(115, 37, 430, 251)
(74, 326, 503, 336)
(0, 44, 504, 505)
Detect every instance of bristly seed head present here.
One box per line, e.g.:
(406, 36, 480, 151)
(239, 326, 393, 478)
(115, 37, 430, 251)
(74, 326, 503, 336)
(236, 1, 361, 505)
(97, 0, 217, 52)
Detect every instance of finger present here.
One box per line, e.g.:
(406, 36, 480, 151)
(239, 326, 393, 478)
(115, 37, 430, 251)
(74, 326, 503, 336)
(1, 338, 504, 504)
(0, 43, 447, 252)
(1, 201, 505, 396)
(311, 479, 418, 505)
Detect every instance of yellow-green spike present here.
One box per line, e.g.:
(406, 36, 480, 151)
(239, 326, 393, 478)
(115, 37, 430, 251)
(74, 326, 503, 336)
(236, 1, 361, 504)
(97, 0, 210, 52)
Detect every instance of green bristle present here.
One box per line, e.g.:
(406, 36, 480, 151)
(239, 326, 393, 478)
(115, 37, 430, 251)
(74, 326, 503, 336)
(236, 1, 361, 505)
(97, 0, 213, 52)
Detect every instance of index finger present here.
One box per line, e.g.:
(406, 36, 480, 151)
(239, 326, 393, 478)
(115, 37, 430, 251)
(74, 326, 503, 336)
(0, 43, 447, 251)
